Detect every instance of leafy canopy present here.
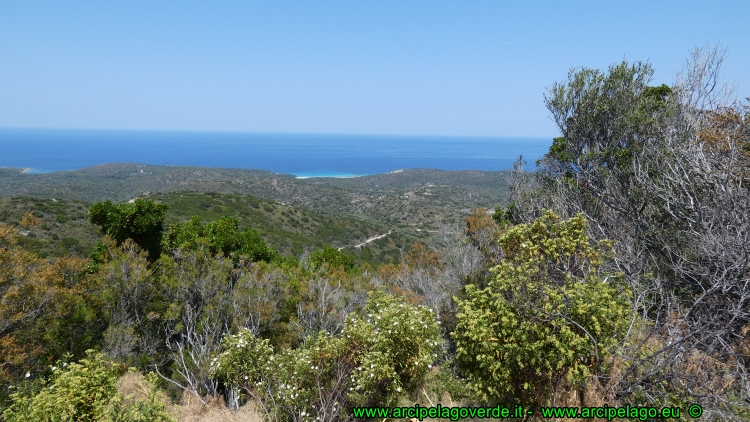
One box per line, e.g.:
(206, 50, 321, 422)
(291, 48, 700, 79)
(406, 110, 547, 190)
(89, 199, 168, 260)
(2, 350, 175, 422)
(163, 215, 278, 263)
(309, 245, 355, 272)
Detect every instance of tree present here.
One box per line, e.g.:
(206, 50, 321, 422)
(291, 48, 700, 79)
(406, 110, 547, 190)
(452, 211, 630, 406)
(506, 47, 750, 416)
(89, 199, 168, 261)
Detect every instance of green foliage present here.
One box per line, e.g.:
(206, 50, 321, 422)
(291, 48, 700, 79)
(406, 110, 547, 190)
(211, 290, 441, 421)
(89, 199, 168, 260)
(309, 246, 355, 271)
(3, 352, 175, 422)
(2, 350, 118, 422)
(453, 211, 630, 405)
(163, 215, 278, 263)
(544, 62, 674, 177)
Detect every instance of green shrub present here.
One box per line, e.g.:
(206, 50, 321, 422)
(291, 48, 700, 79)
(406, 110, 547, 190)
(452, 211, 630, 406)
(88, 199, 168, 261)
(2, 351, 175, 422)
(104, 371, 177, 422)
(163, 215, 278, 263)
(2, 350, 118, 422)
(212, 290, 441, 421)
(309, 246, 355, 272)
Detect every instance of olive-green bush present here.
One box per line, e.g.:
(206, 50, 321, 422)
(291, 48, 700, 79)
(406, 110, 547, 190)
(453, 211, 630, 405)
(2, 350, 175, 422)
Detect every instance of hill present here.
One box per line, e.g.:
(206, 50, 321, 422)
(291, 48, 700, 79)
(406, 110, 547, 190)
(0, 192, 427, 266)
(0, 164, 510, 229)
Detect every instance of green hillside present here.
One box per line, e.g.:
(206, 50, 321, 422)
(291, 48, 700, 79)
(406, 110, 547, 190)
(0, 192, 429, 266)
(0, 165, 510, 230)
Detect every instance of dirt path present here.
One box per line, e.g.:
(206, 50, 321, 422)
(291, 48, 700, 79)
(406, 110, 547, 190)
(340, 231, 392, 250)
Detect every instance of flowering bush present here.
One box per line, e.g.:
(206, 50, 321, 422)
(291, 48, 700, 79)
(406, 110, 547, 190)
(212, 289, 441, 421)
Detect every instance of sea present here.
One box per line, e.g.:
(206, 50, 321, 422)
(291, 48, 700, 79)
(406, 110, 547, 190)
(0, 128, 551, 177)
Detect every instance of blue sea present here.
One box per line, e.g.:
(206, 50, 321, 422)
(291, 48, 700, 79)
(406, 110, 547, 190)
(0, 128, 551, 177)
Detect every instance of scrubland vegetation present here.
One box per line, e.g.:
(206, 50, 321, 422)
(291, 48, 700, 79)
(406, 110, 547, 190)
(1, 48, 749, 420)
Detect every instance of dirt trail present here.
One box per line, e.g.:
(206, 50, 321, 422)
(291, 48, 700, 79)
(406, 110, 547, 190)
(340, 231, 392, 250)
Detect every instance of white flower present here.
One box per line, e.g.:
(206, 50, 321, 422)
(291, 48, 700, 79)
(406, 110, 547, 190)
(25, 372, 30, 378)
(51, 366, 57, 371)
(397, 387, 402, 392)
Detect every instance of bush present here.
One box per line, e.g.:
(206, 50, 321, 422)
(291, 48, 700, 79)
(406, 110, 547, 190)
(212, 290, 441, 421)
(88, 199, 168, 261)
(163, 215, 278, 263)
(309, 246, 355, 272)
(2, 351, 175, 422)
(452, 211, 630, 406)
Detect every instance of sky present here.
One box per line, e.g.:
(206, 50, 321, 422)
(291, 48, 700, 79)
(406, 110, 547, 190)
(1, 1, 748, 138)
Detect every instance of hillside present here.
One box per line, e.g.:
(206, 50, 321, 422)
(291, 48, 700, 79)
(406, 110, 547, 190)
(0, 192, 428, 266)
(0, 164, 510, 230)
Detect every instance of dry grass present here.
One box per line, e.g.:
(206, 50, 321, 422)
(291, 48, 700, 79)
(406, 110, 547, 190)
(178, 391, 265, 422)
(116, 372, 180, 418)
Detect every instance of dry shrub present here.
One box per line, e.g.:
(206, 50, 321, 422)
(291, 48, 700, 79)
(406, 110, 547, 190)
(116, 372, 179, 418)
(178, 391, 264, 422)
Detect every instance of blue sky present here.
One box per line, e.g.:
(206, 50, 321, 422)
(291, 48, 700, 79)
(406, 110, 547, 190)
(1, 1, 748, 138)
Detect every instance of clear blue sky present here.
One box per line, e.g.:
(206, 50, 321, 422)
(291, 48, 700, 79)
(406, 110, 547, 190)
(1, 1, 748, 138)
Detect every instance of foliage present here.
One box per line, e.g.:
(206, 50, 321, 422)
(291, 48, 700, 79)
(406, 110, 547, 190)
(2, 350, 118, 422)
(212, 290, 441, 421)
(104, 371, 177, 422)
(309, 246, 355, 272)
(163, 215, 278, 263)
(0, 222, 105, 404)
(506, 48, 750, 417)
(453, 211, 630, 405)
(89, 199, 168, 260)
(2, 351, 175, 422)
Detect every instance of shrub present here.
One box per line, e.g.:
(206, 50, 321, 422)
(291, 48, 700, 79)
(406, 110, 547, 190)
(309, 246, 355, 272)
(452, 211, 630, 405)
(2, 351, 175, 422)
(163, 215, 278, 263)
(2, 350, 118, 422)
(212, 290, 441, 421)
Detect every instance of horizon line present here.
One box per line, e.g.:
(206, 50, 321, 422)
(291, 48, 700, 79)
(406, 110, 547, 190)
(0, 125, 555, 140)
